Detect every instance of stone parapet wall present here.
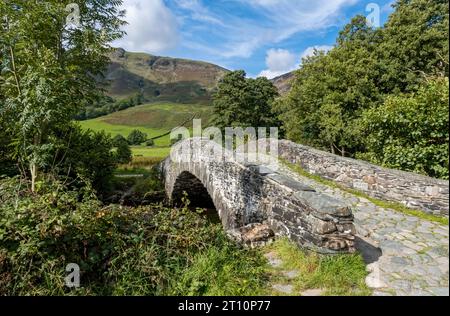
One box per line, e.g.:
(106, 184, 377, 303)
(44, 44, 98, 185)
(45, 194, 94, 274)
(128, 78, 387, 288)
(277, 140, 449, 216)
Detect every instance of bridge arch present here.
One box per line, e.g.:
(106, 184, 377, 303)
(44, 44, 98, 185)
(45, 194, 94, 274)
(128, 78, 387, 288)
(171, 171, 215, 209)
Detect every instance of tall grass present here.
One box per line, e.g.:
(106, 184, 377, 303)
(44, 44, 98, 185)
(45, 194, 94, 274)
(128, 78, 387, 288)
(266, 238, 371, 296)
(119, 156, 166, 170)
(169, 243, 267, 296)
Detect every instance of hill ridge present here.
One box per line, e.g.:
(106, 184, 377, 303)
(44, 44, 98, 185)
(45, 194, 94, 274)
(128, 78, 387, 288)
(105, 48, 228, 104)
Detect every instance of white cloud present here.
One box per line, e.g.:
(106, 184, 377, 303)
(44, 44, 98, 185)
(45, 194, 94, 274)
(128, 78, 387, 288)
(301, 45, 333, 60)
(258, 49, 299, 79)
(113, 0, 178, 54)
(232, 0, 358, 57)
(251, 0, 357, 57)
(170, 0, 358, 59)
(258, 45, 333, 79)
(114, 0, 357, 60)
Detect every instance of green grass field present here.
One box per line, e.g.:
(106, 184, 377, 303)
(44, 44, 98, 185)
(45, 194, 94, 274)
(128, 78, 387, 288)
(79, 102, 212, 156)
(130, 146, 171, 158)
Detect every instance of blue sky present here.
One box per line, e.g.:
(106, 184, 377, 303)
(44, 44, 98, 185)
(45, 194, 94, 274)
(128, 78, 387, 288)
(114, 0, 396, 78)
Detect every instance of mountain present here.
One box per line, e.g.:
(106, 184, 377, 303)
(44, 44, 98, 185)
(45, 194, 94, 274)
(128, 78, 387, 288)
(103, 48, 296, 105)
(104, 48, 229, 104)
(271, 71, 295, 95)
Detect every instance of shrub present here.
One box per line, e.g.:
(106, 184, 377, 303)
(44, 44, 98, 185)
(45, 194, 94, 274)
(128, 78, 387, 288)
(360, 78, 449, 179)
(127, 130, 147, 146)
(170, 135, 183, 146)
(52, 124, 117, 196)
(112, 134, 127, 147)
(145, 139, 155, 147)
(0, 177, 266, 296)
(115, 141, 133, 165)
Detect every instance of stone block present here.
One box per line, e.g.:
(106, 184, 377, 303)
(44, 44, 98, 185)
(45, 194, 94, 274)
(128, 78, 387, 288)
(267, 174, 316, 192)
(294, 191, 352, 217)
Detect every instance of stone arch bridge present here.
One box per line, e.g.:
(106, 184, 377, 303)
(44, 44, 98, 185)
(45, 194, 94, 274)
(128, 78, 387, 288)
(160, 138, 356, 254)
(160, 138, 449, 295)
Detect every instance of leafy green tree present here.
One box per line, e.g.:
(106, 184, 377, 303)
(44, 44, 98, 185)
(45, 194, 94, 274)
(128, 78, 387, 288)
(212, 70, 280, 129)
(212, 70, 249, 128)
(0, 118, 16, 176)
(359, 77, 449, 179)
(113, 134, 127, 147)
(0, 0, 125, 191)
(49, 124, 118, 195)
(378, 0, 449, 93)
(133, 92, 145, 106)
(170, 134, 183, 145)
(116, 140, 132, 165)
(318, 103, 345, 155)
(274, 17, 381, 155)
(275, 0, 448, 163)
(127, 130, 147, 145)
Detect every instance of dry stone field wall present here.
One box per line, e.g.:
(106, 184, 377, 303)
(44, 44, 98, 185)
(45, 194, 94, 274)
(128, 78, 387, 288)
(161, 138, 356, 254)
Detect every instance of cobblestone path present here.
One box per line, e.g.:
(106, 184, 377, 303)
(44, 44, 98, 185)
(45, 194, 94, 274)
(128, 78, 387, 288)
(280, 166, 449, 296)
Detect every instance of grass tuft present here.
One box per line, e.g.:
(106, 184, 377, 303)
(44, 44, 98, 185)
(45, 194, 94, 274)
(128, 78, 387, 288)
(168, 244, 267, 296)
(266, 238, 371, 296)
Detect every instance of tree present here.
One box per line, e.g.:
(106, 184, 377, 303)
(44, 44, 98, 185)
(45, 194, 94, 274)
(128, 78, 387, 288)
(0, 117, 16, 176)
(274, 17, 381, 156)
(50, 124, 118, 195)
(275, 0, 448, 161)
(377, 0, 449, 93)
(0, 0, 125, 191)
(170, 134, 183, 145)
(115, 140, 132, 165)
(113, 134, 127, 147)
(318, 103, 345, 155)
(212, 70, 280, 130)
(359, 77, 449, 179)
(127, 130, 147, 145)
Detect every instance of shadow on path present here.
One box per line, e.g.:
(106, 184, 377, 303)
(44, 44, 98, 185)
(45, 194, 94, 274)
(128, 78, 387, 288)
(355, 237, 382, 264)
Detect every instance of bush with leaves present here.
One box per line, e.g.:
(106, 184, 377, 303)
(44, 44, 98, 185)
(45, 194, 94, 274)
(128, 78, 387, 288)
(170, 134, 183, 146)
(115, 141, 133, 165)
(359, 78, 449, 179)
(0, 177, 266, 296)
(145, 139, 155, 147)
(49, 124, 117, 196)
(112, 134, 127, 147)
(127, 130, 148, 146)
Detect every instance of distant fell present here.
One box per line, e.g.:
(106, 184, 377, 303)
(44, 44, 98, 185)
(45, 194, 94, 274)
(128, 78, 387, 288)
(270, 71, 295, 95)
(104, 48, 229, 104)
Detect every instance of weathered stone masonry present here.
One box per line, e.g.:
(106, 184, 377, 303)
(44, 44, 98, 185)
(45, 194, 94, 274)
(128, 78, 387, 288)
(161, 138, 356, 254)
(276, 140, 449, 216)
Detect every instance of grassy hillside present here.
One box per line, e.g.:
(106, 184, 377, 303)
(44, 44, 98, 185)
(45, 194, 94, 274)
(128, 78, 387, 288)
(105, 48, 228, 104)
(79, 102, 212, 158)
